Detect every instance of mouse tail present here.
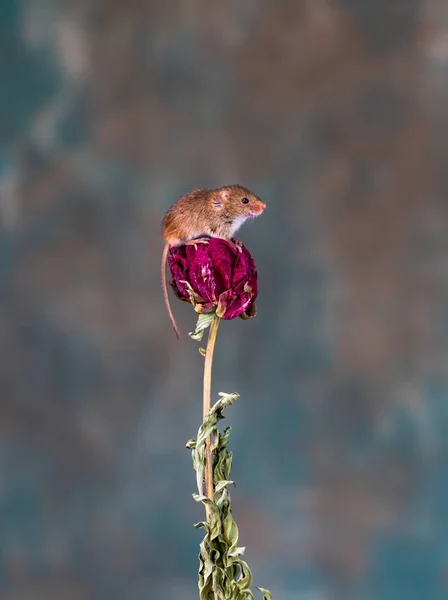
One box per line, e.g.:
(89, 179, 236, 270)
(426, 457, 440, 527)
(162, 243, 181, 339)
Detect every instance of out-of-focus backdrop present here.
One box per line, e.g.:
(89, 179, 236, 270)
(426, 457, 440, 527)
(1, 1, 448, 599)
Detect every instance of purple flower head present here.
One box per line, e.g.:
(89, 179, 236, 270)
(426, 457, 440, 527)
(167, 238, 258, 320)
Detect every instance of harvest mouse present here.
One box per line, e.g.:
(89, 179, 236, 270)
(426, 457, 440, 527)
(161, 184, 266, 338)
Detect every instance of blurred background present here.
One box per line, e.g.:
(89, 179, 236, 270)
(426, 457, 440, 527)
(1, 1, 448, 599)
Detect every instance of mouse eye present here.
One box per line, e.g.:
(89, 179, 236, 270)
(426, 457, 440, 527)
(241, 197, 249, 204)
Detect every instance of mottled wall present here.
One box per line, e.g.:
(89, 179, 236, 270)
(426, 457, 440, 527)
(1, 1, 448, 599)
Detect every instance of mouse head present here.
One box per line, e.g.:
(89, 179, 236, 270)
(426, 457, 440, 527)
(211, 185, 265, 237)
(213, 184, 265, 216)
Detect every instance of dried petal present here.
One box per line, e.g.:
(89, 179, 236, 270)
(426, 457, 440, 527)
(168, 239, 258, 320)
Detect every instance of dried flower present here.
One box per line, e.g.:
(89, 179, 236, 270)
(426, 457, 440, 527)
(167, 238, 258, 320)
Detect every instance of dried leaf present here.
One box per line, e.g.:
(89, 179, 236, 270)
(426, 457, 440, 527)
(189, 312, 216, 341)
(188, 393, 273, 599)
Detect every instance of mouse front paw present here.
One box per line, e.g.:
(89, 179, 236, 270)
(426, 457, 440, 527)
(231, 237, 244, 252)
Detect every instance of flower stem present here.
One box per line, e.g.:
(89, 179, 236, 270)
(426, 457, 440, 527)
(203, 314, 221, 509)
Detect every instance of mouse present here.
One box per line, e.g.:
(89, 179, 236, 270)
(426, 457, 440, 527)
(161, 184, 266, 338)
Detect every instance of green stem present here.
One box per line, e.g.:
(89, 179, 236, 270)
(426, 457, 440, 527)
(202, 315, 220, 511)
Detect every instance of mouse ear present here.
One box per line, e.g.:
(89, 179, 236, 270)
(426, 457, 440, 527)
(213, 189, 228, 209)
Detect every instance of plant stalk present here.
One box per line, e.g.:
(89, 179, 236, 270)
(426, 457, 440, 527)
(202, 314, 220, 510)
(202, 314, 220, 600)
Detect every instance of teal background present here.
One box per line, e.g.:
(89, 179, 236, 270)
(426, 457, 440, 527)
(1, 1, 448, 599)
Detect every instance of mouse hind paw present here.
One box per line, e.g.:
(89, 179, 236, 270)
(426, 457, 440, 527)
(185, 237, 211, 250)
